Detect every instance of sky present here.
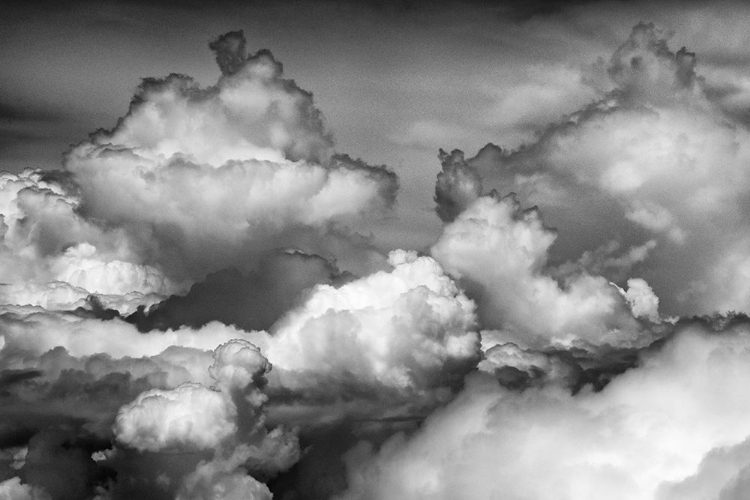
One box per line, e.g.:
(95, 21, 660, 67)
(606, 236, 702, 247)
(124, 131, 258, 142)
(4, 0, 750, 499)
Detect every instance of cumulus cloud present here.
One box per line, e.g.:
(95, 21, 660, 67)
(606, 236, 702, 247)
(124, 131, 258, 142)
(63, 29, 397, 282)
(113, 339, 299, 498)
(0, 170, 173, 309)
(114, 383, 237, 452)
(251, 250, 480, 397)
(431, 193, 654, 348)
(0, 308, 256, 362)
(0, 28, 398, 327)
(336, 319, 750, 500)
(462, 22, 750, 316)
(7, 16, 750, 500)
(0, 247, 479, 497)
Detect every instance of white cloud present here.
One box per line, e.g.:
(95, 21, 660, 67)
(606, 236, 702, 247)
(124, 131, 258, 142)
(63, 31, 397, 282)
(431, 194, 652, 348)
(254, 250, 480, 393)
(467, 22, 750, 316)
(114, 383, 237, 452)
(337, 321, 750, 500)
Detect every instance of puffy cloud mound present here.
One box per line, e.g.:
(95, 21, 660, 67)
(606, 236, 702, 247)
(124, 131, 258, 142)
(63, 30, 397, 281)
(114, 383, 237, 452)
(113, 339, 299, 498)
(0, 170, 173, 308)
(431, 193, 654, 348)
(336, 320, 750, 500)
(463, 22, 750, 316)
(254, 250, 480, 394)
(209, 339, 270, 394)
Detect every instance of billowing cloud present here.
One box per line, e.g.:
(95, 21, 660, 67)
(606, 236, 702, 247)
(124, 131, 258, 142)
(336, 319, 750, 500)
(114, 383, 237, 452)
(463, 22, 750, 316)
(252, 250, 480, 396)
(63, 30, 397, 282)
(0, 170, 173, 309)
(431, 193, 655, 348)
(113, 339, 299, 498)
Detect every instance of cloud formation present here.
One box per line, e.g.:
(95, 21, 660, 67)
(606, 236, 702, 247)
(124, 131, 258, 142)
(337, 319, 750, 500)
(461, 22, 750, 316)
(250, 250, 480, 400)
(111, 339, 299, 499)
(63, 30, 397, 281)
(431, 193, 656, 349)
(6, 15, 750, 500)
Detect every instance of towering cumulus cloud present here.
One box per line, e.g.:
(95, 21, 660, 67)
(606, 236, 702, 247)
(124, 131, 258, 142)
(64, 30, 397, 281)
(0, 29, 398, 314)
(456, 22, 750, 316)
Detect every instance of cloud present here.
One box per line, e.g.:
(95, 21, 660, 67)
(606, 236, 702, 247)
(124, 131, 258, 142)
(462, 22, 750, 316)
(114, 383, 237, 452)
(252, 250, 480, 397)
(431, 193, 654, 349)
(336, 318, 750, 500)
(0, 308, 255, 361)
(176, 445, 273, 500)
(0, 170, 173, 307)
(616, 278, 660, 322)
(0, 28, 399, 333)
(0, 247, 480, 496)
(433, 149, 482, 223)
(112, 339, 299, 498)
(63, 30, 397, 282)
(6, 16, 750, 500)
